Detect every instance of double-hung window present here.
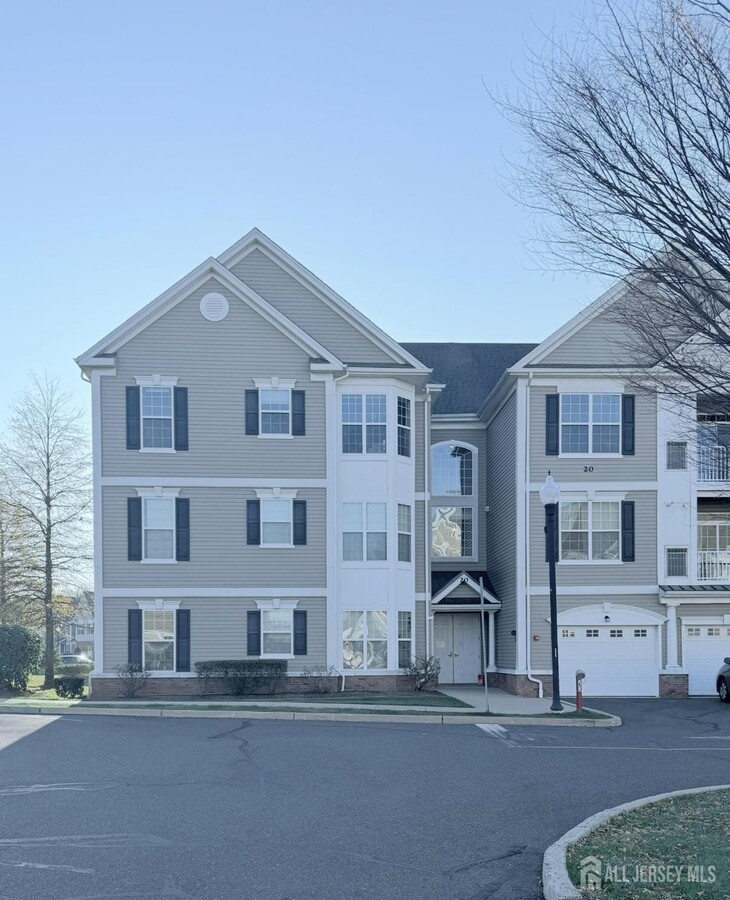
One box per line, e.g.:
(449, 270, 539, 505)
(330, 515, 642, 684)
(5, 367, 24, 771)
(561, 394, 621, 454)
(261, 498, 293, 545)
(261, 609, 293, 656)
(398, 611, 412, 667)
(342, 610, 388, 670)
(342, 394, 387, 454)
(431, 443, 476, 559)
(397, 504, 412, 562)
(143, 498, 175, 560)
(260, 389, 291, 435)
(560, 500, 620, 561)
(143, 610, 175, 671)
(141, 386, 173, 449)
(397, 397, 411, 457)
(342, 502, 387, 561)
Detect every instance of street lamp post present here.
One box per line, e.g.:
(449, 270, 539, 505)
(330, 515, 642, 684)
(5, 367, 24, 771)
(539, 472, 564, 712)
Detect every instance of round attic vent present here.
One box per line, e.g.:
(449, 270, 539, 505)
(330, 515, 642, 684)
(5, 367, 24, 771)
(199, 292, 229, 322)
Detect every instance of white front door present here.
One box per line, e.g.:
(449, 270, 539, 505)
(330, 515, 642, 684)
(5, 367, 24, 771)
(684, 625, 730, 695)
(558, 625, 659, 696)
(433, 614, 482, 684)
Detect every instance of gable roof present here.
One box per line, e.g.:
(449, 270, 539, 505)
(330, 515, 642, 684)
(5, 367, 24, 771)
(401, 343, 537, 415)
(75, 258, 343, 371)
(219, 229, 430, 372)
(431, 570, 500, 605)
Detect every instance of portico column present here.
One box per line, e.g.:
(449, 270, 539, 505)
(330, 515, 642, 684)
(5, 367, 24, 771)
(487, 610, 497, 671)
(664, 600, 681, 670)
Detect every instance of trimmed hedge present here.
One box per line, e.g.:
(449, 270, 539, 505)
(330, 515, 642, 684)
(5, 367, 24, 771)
(195, 659, 288, 695)
(0, 625, 43, 691)
(56, 663, 93, 677)
(54, 676, 85, 699)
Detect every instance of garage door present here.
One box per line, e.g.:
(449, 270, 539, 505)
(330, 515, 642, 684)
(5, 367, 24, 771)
(558, 625, 659, 696)
(683, 625, 730, 695)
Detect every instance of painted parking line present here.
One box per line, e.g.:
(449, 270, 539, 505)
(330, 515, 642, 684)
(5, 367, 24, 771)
(475, 723, 518, 746)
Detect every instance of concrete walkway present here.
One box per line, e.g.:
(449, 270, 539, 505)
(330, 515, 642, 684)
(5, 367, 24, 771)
(438, 684, 576, 715)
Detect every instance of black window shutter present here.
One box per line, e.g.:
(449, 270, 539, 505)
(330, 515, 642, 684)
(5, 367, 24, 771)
(176, 498, 190, 561)
(247, 610, 261, 656)
(174, 387, 189, 451)
(128, 609, 142, 667)
(245, 390, 259, 435)
(292, 390, 306, 436)
(176, 609, 190, 672)
(622, 394, 635, 456)
(293, 610, 307, 655)
(126, 386, 141, 450)
(546, 394, 559, 456)
(621, 501, 635, 562)
(127, 497, 142, 561)
(247, 499, 261, 545)
(293, 500, 307, 546)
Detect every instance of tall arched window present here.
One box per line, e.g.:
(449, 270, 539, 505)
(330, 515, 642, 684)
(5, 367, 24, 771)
(431, 442, 477, 559)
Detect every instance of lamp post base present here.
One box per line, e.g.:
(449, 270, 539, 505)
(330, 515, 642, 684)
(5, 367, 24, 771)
(550, 699, 565, 712)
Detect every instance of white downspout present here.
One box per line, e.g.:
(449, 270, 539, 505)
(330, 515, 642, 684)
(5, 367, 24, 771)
(424, 388, 433, 658)
(524, 371, 544, 697)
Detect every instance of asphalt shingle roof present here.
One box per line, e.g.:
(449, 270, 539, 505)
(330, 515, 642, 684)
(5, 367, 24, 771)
(401, 343, 537, 415)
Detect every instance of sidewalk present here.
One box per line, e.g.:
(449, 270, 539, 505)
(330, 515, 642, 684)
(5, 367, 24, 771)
(438, 685, 572, 715)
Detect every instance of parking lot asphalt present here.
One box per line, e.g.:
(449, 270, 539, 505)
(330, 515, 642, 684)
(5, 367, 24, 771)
(0, 697, 728, 900)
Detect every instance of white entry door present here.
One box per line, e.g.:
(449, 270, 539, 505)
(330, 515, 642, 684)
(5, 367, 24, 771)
(434, 614, 482, 684)
(684, 625, 730, 695)
(557, 625, 659, 696)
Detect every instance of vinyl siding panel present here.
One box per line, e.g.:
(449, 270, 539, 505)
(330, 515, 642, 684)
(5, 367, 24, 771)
(539, 308, 648, 367)
(103, 596, 326, 671)
(415, 600, 426, 657)
(529, 490, 657, 587)
(415, 500, 426, 592)
(529, 385, 657, 483)
(528, 593, 665, 668)
(103, 486, 326, 588)
(430, 426, 487, 574)
(231, 249, 395, 365)
(101, 277, 326, 478)
(415, 400, 425, 491)
(485, 392, 518, 670)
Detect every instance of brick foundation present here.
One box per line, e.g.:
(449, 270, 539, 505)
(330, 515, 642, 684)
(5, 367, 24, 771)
(659, 673, 689, 698)
(487, 672, 555, 698)
(89, 673, 424, 701)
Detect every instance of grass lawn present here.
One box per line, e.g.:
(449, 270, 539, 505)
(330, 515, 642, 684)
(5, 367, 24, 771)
(0, 674, 88, 702)
(199, 691, 472, 708)
(566, 789, 730, 898)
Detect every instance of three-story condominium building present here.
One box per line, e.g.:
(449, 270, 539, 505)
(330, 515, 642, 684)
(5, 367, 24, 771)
(78, 229, 730, 699)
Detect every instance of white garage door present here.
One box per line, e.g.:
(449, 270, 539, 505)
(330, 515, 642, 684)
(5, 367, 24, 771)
(683, 625, 730, 695)
(558, 625, 659, 696)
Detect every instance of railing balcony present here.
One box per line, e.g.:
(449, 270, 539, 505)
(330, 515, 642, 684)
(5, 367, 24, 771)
(697, 550, 730, 581)
(697, 445, 730, 482)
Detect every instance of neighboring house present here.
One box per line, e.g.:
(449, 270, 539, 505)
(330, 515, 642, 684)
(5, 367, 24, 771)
(56, 617, 94, 658)
(77, 229, 728, 699)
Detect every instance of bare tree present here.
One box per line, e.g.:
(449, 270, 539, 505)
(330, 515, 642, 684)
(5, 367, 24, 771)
(499, 0, 730, 401)
(1, 375, 91, 687)
(0, 496, 42, 626)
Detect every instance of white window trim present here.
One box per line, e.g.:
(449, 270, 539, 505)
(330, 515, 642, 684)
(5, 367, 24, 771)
(341, 501, 388, 564)
(342, 609, 389, 671)
(135, 599, 180, 673)
(340, 392, 388, 456)
(254, 488, 298, 549)
(558, 497, 622, 565)
(665, 546, 689, 579)
(430, 441, 478, 562)
(397, 396, 411, 459)
(397, 503, 412, 565)
(255, 598, 299, 659)
(397, 610, 413, 669)
(136, 487, 180, 564)
(134, 375, 180, 454)
(559, 392, 622, 457)
(253, 378, 297, 439)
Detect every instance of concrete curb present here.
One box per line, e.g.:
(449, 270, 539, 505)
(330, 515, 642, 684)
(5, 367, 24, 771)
(542, 783, 730, 900)
(0, 704, 620, 727)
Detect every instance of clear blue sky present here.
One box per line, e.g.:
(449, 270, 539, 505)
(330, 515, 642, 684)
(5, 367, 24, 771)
(0, 0, 606, 418)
